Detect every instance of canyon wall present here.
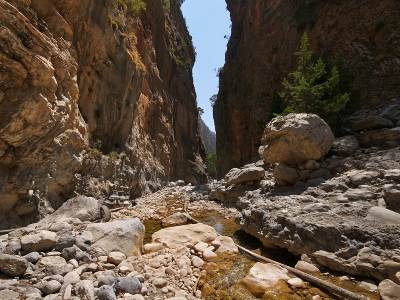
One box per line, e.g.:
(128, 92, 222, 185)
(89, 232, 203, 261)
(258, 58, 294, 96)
(0, 0, 205, 228)
(199, 119, 216, 154)
(214, 0, 400, 176)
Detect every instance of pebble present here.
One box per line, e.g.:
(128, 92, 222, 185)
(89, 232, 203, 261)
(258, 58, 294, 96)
(193, 242, 208, 253)
(288, 277, 306, 289)
(202, 249, 217, 261)
(153, 277, 168, 288)
(24, 252, 41, 263)
(97, 285, 117, 300)
(295, 261, 320, 273)
(41, 279, 62, 294)
(115, 277, 142, 294)
(75, 280, 95, 300)
(108, 252, 126, 265)
(191, 256, 204, 268)
(359, 281, 378, 292)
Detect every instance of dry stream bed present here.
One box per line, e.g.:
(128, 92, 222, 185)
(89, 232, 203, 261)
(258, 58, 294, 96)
(114, 186, 379, 300)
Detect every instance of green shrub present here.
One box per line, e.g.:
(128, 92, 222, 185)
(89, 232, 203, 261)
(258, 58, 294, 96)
(206, 153, 217, 178)
(116, 0, 146, 15)
(279, 32, 350, 127)
(163, 0, 171, 10)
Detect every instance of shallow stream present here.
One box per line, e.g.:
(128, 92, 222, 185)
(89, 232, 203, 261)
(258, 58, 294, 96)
(143, 211, 379, 300)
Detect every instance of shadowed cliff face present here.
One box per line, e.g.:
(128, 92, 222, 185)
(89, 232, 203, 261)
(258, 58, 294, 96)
(0, 0, 205, 228)
(214, 0, 400, 176)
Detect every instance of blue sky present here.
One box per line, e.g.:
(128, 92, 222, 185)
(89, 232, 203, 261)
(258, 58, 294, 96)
(182, 0, 231, 132)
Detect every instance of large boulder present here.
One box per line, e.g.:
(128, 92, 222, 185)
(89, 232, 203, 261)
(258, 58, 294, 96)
(41, 196, 102, 223)
(259, 113, 334, 166)
(224, 167, 265, 186)
(152, 223, 218, 249)
(84, 218, 144, 256)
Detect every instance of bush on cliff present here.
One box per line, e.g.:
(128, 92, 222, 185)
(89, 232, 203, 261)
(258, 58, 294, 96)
(116, 0, 146, 14)
(279, 32, 350, 127)
(206, 153, 217, 178)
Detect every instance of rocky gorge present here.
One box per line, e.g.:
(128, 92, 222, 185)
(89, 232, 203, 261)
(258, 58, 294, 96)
(0, 0, 206, 229)
(1, 0, 400, 299)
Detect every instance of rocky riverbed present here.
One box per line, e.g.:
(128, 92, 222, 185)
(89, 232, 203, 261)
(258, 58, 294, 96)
(0, 181, 395, 300)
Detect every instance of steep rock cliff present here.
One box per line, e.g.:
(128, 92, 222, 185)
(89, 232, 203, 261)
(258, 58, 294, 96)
(199, 119, 216, 154)
(215, 0, 400, 176)
(0, 0, 205, 228)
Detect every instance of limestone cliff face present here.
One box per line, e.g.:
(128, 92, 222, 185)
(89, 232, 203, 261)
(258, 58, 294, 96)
(215, 0, 400, 176)
(199, 119, 216, 154)
(0, 0, 205, 228)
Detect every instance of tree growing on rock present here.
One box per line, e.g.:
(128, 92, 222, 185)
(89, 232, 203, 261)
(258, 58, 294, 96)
(279, 32, 350, 126)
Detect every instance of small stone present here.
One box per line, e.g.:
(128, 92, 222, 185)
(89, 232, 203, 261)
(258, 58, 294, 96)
(0, 254, 29, 277)
(149, 257, 161, 268)
(312, 296, 322, 300)
(202, 249, 217, 261)
(96, 271, 116, 287)
(162, 213, 189, 227)
(41, 280, 62, 294)
(153, 277, 168, 288)
(241, 263, 290, 296)
(38, 256, 72, 276)
(24, 252, 41, 263)
(143, 243, 164, 254)
(62, 247, 77, 260)
(97, 285, 117, 300)
(191, 256, 204, 268)
(295, 261, 320, 273)
(288, 277, 306, 289)
(21, 230, 57, 252)
(273, 163, 299, 186)
(212, 236, 238, 254)
(118, 261, 134, 274)
(359, 281, 377, 292)
(63, 284, 72, 299)
(75, 280, 95, 300)
(98, 256, 108, 263)
(115, 277, 142, 294)
(63, 270, 80, 287)
(108, 252, 126, 265)
(55, 233, 76, 252)
(68, 259, 79, 268)
(194, 242, 208, 253)
(3, 239, 21, 255)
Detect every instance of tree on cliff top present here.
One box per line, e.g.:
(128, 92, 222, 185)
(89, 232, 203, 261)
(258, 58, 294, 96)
(279, 32, 350, 126)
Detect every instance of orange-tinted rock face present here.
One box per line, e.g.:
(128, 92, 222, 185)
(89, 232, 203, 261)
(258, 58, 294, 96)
(214, 0, 400, 176)
(0, 0, 205, 228)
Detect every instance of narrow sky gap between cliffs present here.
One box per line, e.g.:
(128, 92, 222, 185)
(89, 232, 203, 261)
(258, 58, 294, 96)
(181, 0, 231, 132)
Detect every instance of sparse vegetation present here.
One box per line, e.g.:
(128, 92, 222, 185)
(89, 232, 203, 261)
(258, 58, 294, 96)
(278, 32, 350, 127)
(116, 0, 146, 15)
(163, 0, 171, 10)
(206, 152, 217, 178)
